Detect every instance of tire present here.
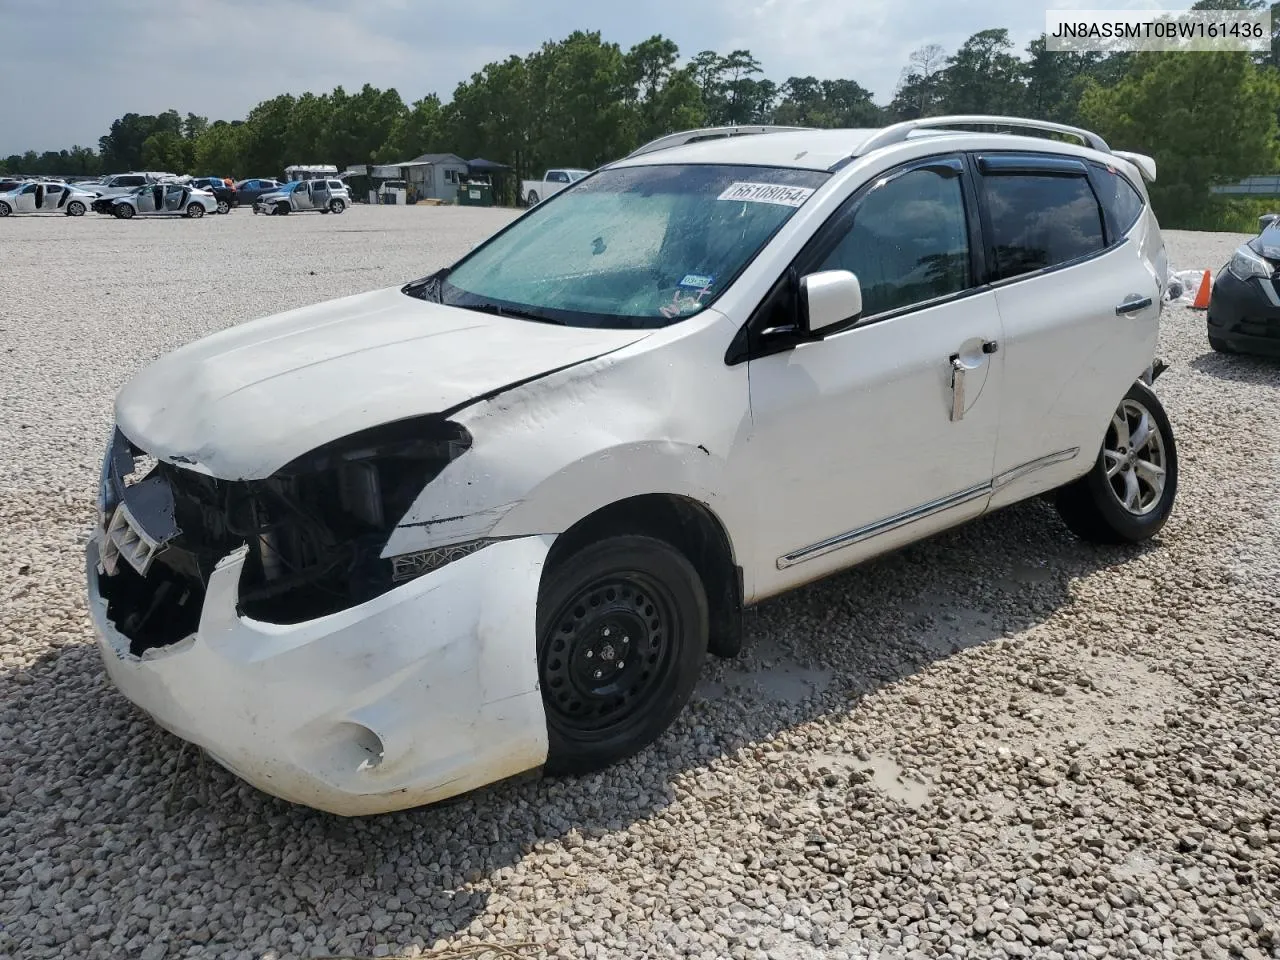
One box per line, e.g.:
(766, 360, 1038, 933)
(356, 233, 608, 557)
(0, 200, 10, 217)
(536, 534, 708, 775)
(114, 204, 134, 219)
(329, 199, 345, 214)
(186, 203, 205, 218)
(526, 190, 539, 207)
(1055, 380, 1178, 544)
(1208, 334, 1234, 354)
(274, 203, 289, 216)
(66, 200, 86, 217)
(216, 199, 230, 215)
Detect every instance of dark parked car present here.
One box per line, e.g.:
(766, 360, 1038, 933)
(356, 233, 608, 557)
(190, 178, 237, 214)
(1207, 217, 1280, 357)
(233, 178, 282, 205)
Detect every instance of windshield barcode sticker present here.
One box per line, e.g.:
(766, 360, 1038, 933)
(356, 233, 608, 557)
(717, 182, 815, 207)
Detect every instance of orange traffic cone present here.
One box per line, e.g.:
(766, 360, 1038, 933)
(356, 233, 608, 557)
(1191, 269, 1212, 310)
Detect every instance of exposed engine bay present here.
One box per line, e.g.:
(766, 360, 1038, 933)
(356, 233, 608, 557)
(96, 419, 471, 655)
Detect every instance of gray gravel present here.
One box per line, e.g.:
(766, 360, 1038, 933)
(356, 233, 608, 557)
(2, 211, 1279, 960)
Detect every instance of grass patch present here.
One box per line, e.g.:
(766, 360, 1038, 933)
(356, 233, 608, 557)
(1165, 197, 1280, 233)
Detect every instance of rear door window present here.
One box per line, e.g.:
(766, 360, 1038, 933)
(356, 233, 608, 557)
(980, 165, 1106, 280)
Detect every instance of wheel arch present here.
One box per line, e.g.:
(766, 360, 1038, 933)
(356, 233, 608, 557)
(542, 493, 744, 659)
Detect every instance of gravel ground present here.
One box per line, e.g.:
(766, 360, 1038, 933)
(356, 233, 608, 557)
(1, 211, 1278, 960)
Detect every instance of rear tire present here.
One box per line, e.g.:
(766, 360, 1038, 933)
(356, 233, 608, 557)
(0, 200, 10, 217)
(536, 535, 708, 775)
(186, 203, 204, 218)
(1055, 381, 1177, 544)
(216, 199, 230, 215)
(1208, 334, 1234, 354)
(526, 190, 539, 207)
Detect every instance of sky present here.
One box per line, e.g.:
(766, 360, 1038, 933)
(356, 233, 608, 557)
(0, 0, 1171, 155)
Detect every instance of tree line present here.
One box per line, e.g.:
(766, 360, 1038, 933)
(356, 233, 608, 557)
(4, 2, 1280, 225)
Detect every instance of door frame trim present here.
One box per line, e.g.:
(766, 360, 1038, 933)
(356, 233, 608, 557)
(775, 447, 1079, 570)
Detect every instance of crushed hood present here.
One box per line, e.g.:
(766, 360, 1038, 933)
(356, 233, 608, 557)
(115, 286, 646, 479)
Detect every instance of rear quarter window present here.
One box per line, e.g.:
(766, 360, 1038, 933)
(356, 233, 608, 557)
(982, 173, 1106, 280)
(1091, 163, 1146, 236)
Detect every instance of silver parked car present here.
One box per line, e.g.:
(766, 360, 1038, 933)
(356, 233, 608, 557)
(109, 183, 218, 219)
(253, 178, 350, 215)
(0, 180, 96, 217)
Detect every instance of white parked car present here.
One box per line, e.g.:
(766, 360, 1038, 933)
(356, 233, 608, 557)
(252, 178, 350, 215)
(108, 183, 218, 219)
(0, 180, 96, 216)
(88, 116, 1175, 815)
(520, 167, 589, 206)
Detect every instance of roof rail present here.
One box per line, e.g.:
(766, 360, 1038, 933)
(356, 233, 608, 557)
(624, 125, 811, 160)
(856, 115, 1111, 157)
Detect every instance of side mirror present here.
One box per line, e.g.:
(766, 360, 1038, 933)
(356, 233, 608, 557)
(801, 269, 863, 335)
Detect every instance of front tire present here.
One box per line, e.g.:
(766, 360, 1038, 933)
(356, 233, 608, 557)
(0, 200, 10, 217)
(329, 199, 345, 214)
(1208, 334, 1234, 354)
(216, 199, 231, 215)
(536, 535, 708, 775)
(1055, 381, 1177, 544)
(66, 200, 86, 216)
(274, 203, 289, 216)
(114, 204, 134, 219)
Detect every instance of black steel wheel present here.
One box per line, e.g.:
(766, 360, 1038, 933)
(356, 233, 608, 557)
(537, 535, 707, 774)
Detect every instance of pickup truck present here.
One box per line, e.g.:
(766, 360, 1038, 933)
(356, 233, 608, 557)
(520, 168, 589, 206)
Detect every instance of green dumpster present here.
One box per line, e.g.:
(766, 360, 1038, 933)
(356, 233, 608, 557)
(456, 181, 494, 207)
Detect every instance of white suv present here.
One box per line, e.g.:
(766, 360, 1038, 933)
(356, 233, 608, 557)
(88, 116, 1175, 815)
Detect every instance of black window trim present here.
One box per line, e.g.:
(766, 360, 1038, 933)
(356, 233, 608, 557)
(726, 151, 987, 366)
(970, 149, 1123, 292)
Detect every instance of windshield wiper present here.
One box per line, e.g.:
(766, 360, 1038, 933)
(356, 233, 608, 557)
(458, 301, 566, 325)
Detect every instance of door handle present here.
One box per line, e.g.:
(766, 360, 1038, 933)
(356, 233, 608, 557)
(1115, 296, 1153, 316)
(950, 357, 966, 422)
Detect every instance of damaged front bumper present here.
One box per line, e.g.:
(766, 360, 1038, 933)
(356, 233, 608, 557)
(87, 535, 551, 816)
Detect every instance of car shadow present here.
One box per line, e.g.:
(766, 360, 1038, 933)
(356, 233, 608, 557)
(1, 496, 1154, 956)
(1189, 348, 1280, 385)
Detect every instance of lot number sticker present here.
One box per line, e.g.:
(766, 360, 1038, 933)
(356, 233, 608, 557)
(717, 182, 815, 207)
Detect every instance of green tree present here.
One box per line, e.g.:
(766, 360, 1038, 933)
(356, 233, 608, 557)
(939, 29, 1026, 115)
(1080, 51, 1280, 219)
(379, 94, 444, 160)
(140, 130, 193, 172)
(193, 121, 246, 177)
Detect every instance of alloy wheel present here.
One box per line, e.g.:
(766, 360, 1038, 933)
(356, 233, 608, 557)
(1102, 398, 1168, 516)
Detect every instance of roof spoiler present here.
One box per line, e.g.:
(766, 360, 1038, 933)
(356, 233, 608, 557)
(1113, 150, 1157, 183)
